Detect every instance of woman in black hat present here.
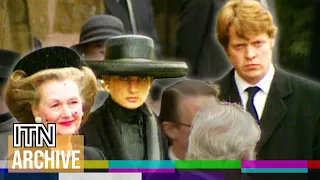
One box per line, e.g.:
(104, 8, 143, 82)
(5, 46, 105, 161)
(71, 15, 125, 61)
(81, 35, 188, 160)
(71, 15, 125, 107)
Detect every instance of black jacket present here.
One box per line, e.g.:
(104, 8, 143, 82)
(176, 0, 231, 80)
(104, 0, 161, 57)
(80, 97, 165, 159)
(215, 68, 320, 159)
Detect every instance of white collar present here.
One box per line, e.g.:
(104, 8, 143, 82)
(234, 64, 275, 94)
(168, 146, 180, 160)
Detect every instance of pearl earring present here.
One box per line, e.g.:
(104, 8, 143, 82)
(35, 117, 42, 123)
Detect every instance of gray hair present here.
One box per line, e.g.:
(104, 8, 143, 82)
(186, 102, 261, 160)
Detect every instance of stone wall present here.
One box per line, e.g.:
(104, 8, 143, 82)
(0, 0, 33, 55)
(0, 0, 105, 55)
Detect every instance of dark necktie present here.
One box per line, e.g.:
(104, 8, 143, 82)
(245, 86, 260, 124)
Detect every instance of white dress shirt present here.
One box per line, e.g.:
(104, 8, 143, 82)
(234, 64, 275, 120)
(168, 146, 180, 160)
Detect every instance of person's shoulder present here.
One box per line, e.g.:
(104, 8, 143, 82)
(89, 101, 106, 116)
(276, 69, 320, 106)
(0, 116, 19, 134)
(84, 146, 106, 160)
(83, 102, 106, 127)
(207, 69, 233, 84)
(203, 71, 233, 96)
(281, 69, 320, 92)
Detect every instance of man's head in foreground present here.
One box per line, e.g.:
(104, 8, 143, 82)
(187, 102, 261, 160)
(159, 80, 219, 159)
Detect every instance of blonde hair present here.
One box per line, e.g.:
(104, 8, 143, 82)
(5, 67, 98, 124)
(216, 0, 278, 48)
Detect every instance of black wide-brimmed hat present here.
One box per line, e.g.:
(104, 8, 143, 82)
(70, 15, 125, 52)
(84, 35, 188, 78)
(0, 49, 20, 78)
(13, 46, 85, 77)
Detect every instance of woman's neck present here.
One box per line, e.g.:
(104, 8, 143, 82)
(108, 97, 139, 124)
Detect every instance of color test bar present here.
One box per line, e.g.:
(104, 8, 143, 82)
(0, 168, 7, 173)
(241, 168, 308, 173)
(175, 160, 241, 169)
(241, 160, 308, 173)
(308, 160, 320, 169)
(108, 160, 175, 173)
(84, 160, 108, 169)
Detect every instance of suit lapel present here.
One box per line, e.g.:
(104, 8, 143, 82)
(104, 0, 131, 32)
(104, 99, 129, 159)
(218, 69, 242, 105)
(96, 103, 117, 158)
(85, 105, 110, 157)
(131, 0, 140, 30)
(257, 69, 291, 151)
(88, 100, 127, 160)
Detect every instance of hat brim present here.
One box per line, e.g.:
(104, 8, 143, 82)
(84, 59, 188, 79)
(13, 46, 84, 77)
(70, 35, 116, 50)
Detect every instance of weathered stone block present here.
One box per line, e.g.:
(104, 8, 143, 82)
(54, 0, 105, 33)
(0, 0, 33, 55)
(27, 0, 50, 40)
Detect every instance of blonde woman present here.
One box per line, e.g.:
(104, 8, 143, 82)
(5, 46, 105, 160)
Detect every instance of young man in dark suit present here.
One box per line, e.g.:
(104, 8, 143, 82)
(210, 0, 320, 160)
